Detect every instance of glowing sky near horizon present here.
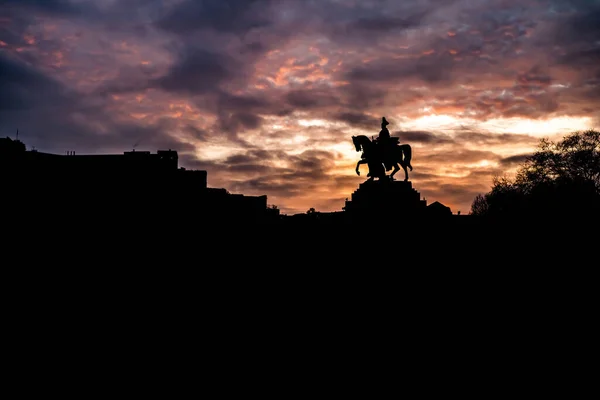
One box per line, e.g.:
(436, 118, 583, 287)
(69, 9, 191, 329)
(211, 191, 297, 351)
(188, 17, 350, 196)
(1, 0, 598, 215)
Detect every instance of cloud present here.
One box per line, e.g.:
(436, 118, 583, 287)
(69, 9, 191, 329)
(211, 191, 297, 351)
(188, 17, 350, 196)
(153, 49, 238, 95)
(1, 0, 598, 216)
(500, 153, 532, 166)
(549, 1, 600, 46)
(332, 112, 379, 130)
(419, 149, 501, 164)
(345, 10, 430, 33)
(285, 89, 340, 110)
(345, 52, 457, 85)
(0, 52, 192, 153)
(0, 52, 68, 110)
(0, 0, 82, 15)
(398, 131, 454, 144)
(155, 0, 276, 35)
(454, 130, 539, 146)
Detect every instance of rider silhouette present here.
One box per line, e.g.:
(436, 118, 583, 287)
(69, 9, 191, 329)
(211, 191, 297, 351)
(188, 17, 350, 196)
(379, 117, 390, 141)
(377, 117, 393, 171)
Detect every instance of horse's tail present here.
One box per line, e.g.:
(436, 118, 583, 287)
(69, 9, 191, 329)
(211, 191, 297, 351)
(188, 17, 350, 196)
(402, 144, 413, 171)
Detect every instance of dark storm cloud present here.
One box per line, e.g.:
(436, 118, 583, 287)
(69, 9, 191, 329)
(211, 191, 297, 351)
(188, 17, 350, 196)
(209, 148, 339, 197)
(454, 130, 539, 146)
(149, 47, 277, 136)
(556, 47, 600, 70)
(151, 0, 301, 135)
(186, 149, 337, 193)
(516, 66, 552, 87)
(316, 0, 447, 45)
(224, 149, 281, 165)
(0, 53, 190, 153)
(337, 84, 388, 110)
(0, 53, 68, 111)
(466, 86, 563, 120)
(500, 153, 532, 167)
(0, 0, 96, 41)
(330, 0, 547, 112)
(465, 168, 505, 181)
(580, 72, 600, 100)
(152, 0, 301, 70)
(214, 94, 282, 135)
(398, 131, 454, 144)
(345, 53, 456, 85)
(289, 150, 335, 176)
(238, 176, 303, 197)
(0, 2, 75, 49)
(0, 0, 81, 15)
(219, 112, 264, 133)
(226, 164, 273, 174)
(153, 49, 238, 94)
(218, 93, 272, 111)
(346, 11, 429, 33)
(332, 112, 379, 130)
(549, 1, 600, 46)
(538, 1, 600, 84)
(148, 0, 454, 123)
(339, 0, 539, 88)
(80, 118, 196, 153)
(420, 149, 500, 164)
(11, 105, 194, 154)
(184, 125, 210, 142)
(333, 174, 362, 188)
(285, 89, 340, 110)
(155, 0, 276, 35)
(7, 106, 194, 154)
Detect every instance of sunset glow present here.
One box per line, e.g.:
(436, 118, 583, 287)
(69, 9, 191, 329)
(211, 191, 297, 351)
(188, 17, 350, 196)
(1, 0, 598, 215)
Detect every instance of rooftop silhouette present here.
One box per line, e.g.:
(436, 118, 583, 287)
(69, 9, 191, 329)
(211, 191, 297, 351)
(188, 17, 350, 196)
(1, 136, 280, 226)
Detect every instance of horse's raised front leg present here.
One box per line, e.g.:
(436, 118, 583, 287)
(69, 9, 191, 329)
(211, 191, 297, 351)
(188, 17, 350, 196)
(355, 159, 368, 176)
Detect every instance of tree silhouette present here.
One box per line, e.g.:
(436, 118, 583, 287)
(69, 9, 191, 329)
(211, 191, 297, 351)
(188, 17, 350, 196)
(470, 194, 489, 216)
(470, 130, 600, 218)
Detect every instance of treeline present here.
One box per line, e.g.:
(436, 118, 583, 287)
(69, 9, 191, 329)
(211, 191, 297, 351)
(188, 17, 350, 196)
(470, 129, 600, 220)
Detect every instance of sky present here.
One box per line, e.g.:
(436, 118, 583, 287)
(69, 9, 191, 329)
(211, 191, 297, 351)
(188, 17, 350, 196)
(1, 0, 599, 215)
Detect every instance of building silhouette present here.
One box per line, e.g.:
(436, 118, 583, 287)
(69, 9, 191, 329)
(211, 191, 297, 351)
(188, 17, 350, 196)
(1, 137, 279, 225)
(427, 201, 452, 217)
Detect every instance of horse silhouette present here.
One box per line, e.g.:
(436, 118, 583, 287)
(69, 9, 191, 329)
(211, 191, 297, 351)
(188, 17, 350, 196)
(352, 135, 413, 181)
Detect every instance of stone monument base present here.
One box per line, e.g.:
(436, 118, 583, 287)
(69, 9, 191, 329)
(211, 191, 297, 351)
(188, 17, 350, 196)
(344, 179, 427, 219)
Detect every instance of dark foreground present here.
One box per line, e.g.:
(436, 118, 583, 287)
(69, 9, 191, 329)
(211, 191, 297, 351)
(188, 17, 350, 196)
(6, 206, 595, 267)
(4, 205, 596, 355)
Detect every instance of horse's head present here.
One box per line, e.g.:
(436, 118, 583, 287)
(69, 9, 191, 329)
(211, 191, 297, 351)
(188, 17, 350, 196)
(352, 136, 362, 152)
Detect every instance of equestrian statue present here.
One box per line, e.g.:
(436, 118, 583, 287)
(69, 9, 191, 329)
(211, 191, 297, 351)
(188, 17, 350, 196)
(352, 117, 413, 181)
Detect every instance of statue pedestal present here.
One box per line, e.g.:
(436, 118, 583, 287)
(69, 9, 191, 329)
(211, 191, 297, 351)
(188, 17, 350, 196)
(344, 179, 427, 218)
